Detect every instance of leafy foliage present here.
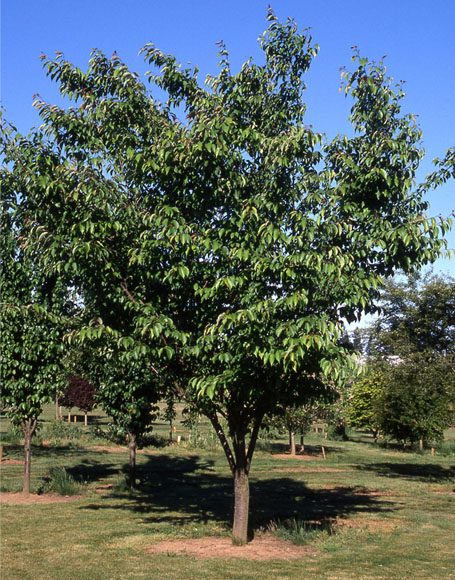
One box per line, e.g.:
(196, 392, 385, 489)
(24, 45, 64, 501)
(352, 273, 455, 446)
(366, 273, 455, 356)
(61, 375, 96, 413)
(1, 10, 453, 536)
(347, 366, 385, 438)
(377, 352, 454, 445)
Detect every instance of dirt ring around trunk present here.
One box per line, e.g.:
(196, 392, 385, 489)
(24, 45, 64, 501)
(146, 534, 316, 560)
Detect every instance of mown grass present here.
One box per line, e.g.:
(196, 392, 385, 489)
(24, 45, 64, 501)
(1, 413, 454, 579)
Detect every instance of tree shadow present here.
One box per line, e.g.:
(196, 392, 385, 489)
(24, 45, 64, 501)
(3, 443, 89, 459)
(66, 459, 121, 483)
(79, 453, 394, 534)
(268, 442, 344, 456)
(356, 462, 455, 482)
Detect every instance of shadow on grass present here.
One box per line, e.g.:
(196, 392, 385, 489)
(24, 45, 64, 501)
(268, 442, 344, 456)
(2, 443, 90, 459)
(66, 459, 121, 482)
(79, 453, 394, 534)
(356, 462, 455, 482)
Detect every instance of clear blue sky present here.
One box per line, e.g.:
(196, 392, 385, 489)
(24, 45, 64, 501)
(2, 0, 454, 275)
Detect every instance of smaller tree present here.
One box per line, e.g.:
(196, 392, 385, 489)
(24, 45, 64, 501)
(347, 366, 385, 441)
(61, 376, 97, 426)
(1, 126, 69, 493)
(377, 352, 454, 449)
(161, 393, 177, 442)
(0, 305, 66, 493)
(267, 403, 320, 455)
(87, 346, 162, 488)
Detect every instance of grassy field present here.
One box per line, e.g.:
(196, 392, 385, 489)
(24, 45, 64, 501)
(1, 410, 454, 579)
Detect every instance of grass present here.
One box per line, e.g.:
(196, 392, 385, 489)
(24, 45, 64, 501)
(37, 466, 83, 496)
(1, 412, 454, 579)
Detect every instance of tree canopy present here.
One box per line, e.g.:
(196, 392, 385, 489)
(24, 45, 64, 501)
(1, 11, 453, 541)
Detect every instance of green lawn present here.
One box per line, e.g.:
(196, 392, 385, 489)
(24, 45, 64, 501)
(1, 415, 454, 579)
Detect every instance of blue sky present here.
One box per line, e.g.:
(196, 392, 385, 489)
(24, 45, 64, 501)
(2, 0, 454, 275)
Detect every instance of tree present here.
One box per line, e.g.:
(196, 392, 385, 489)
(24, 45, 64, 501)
(171, 13, 452, 542)
(267, 403, 319, 455)
(2, 11, 453, 542)
(73, 340, 162, 488)
(0, 122, 70, 493)
(61, 375, 97, 426)
(377, 352, 454, 448)
(359, 273, 455, 447)
(347, 366, 386, 440)
(97, 355, 161, 488)
(162, 392, 177, 442)
(366, 272, 455, 357)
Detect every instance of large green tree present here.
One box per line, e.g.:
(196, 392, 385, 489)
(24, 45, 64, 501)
(2, 12, 453, 542)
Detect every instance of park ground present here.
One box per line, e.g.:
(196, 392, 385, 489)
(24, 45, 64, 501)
(1, 406, 454, 579)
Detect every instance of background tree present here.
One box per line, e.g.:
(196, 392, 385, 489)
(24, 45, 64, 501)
(347, 366, 386, 441)
(75, 340, 162, 488)
(0, 122, 70, 493)
(357, 272, 455, 448)
(267, 402, 320, 455)
(60, 375, 97, 426)
(377, 352, 454, 448)
(2, 11, 453, 543)
(365, 272, 455, 357)
(162, 393, 177, 442)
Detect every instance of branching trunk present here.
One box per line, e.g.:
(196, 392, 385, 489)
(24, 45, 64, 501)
(127, 432, 137, 489)
(22, 419, 37, 494)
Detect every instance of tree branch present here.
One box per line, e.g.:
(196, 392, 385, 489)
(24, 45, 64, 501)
(207, 411, 236, 474)
(246, 414, 263, 474)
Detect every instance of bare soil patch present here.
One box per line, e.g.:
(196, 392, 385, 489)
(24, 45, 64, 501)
(0, 492, 82, 505)
(88, 445, 128, 453)
(272, 453, 321, 461)
(338, 516, 400, 533)
(88, 445, 155, 455)
(146, 534, 316, 560)
(272, 466, 346, 474)
(0, 459, 23, 466)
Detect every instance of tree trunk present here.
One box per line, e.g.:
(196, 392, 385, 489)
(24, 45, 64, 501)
(127, 433, 137, 489)
(299, 434, 305, 454)
(22, 419, 36, 495)
(232, 466, 249, 545)
(289, 430, 296, 455)
(207, 411, 263, 546)
(419, 437, 424, 452)
(84, 412, 88, 427)
(55, 395, 60, 421)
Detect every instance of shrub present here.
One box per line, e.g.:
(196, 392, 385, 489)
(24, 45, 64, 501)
(268, 518, 335, 545)
(38, 467, 81, 495)
(41, 421, 84, 444)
